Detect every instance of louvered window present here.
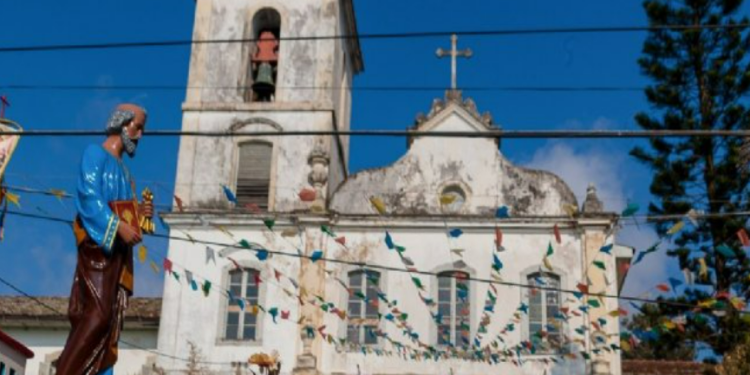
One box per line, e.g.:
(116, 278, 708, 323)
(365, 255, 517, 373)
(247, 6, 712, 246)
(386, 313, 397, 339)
(236, 142, 272, 210)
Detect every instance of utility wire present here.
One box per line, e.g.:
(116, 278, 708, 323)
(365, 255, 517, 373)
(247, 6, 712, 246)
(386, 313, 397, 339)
(0, 84, 646, 93)
(1, 24, 748, 53)
(6, 209, 749, 316)
(3, 129, 750, 138)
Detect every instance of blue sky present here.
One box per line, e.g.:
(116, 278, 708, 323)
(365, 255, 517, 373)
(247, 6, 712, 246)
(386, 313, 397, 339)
(0, 0, 744, 302)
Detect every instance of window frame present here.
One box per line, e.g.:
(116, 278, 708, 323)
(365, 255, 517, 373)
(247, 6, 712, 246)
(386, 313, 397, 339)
(346, 269, 381, 348)
(435, 270, 472, 348)
(224, 267, 261, 342)
(522, 269, 568, 355)
(216, 253, 267, 346)
(231, 138, 276, 212)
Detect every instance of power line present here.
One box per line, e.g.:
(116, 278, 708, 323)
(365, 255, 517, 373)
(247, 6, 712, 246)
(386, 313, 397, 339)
(4, 128, 750, 138)
(0, 84, 645, 93)
(1, 24, 748, 53)
(6, 209, 749, 316)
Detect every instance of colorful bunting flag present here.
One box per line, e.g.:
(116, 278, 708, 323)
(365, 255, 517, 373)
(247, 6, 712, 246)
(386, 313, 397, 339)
(666, 221, 685, 235)
(621, 202, 639, 217)
(370, 196, 387, 215)
(553, 224, 561, 244)
(495, 206, 510, 218)
(221, 185, 237, 205)
(449, 228, 463, 238)
(310, 250, 323, 262)
(138, 245, 147, 263)
(634, 242, 660, 265)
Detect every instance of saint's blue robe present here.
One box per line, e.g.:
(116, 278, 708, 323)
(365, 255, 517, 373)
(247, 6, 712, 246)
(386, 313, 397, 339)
(76, 144, 134, 255)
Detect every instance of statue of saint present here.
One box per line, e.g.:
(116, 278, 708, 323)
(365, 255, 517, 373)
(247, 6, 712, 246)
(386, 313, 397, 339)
(56, 104, 152, 375)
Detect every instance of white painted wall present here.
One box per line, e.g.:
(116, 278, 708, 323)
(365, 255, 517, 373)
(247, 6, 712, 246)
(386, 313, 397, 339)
(4, 328, 156, 375)
(0, 339, 28, 375)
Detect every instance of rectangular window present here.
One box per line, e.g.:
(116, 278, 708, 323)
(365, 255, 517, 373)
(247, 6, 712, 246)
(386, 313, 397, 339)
(236, 142, 272, 210)
(528, 273, 563, 353)
(225, 268, 260, 341)
(437, 271, 470, 348)
(347, 270, 380, 346)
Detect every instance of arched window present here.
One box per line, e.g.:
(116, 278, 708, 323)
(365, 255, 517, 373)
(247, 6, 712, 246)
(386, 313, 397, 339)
(437, 271, 470, 347)
(247, 8, 281, 102)
(347, 270, 380, 346)
(527, 272, 563, 353)
(236, 142, 272, 210)
(225, 267, 260, 341)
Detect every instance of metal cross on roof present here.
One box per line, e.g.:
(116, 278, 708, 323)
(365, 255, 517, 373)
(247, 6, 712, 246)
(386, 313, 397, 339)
(436, 34, 473, 90)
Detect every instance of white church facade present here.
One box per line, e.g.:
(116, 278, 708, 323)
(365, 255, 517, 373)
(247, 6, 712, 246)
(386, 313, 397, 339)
(155, 1, 632, 375)
(1, 1, 634, 375)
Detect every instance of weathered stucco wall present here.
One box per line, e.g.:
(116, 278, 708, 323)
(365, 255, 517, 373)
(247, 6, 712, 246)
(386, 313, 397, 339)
(155, 216, 618, 375)
(330, 108, 577, 216)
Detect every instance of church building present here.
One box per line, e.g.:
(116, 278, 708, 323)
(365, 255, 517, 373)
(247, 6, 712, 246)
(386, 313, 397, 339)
(155, 1, 633, 375)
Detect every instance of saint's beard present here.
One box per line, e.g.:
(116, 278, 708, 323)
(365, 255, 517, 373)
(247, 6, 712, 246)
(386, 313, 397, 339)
(121, 127, 138, 158)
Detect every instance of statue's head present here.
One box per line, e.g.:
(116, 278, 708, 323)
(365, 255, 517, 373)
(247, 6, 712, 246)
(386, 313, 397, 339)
(106, 103, 147, 158)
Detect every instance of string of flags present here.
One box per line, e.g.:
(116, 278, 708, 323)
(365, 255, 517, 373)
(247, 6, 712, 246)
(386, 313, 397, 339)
(6, 183, 750, 364)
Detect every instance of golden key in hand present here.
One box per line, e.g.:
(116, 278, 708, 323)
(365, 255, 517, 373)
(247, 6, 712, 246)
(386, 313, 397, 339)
(139, 188, 156, 234)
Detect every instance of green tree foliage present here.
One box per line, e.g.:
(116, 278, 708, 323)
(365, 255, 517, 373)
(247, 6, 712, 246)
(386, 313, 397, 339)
(630, 0, 750, 357)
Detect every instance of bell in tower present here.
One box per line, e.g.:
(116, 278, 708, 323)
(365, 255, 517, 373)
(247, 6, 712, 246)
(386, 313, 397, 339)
(251, 30, 279, 102)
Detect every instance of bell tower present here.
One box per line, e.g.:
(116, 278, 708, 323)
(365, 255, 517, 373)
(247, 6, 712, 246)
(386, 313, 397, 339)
(174, 0, 363, 213)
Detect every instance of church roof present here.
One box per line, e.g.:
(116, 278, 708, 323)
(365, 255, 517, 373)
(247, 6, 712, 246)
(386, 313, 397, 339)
(329, 91, 578, 217)
(0, 296, 161, 329)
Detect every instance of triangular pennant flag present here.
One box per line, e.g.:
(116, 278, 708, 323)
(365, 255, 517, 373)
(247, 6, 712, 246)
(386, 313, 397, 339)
(553, 224, 561, 244)
(163, 258, 173, 274)
(495, 206, 510, 218)
(205, 246, 216, 265)
(310, 250, 323, 262)
(385, 232, 395, 250)
(738, 229, 750, 247)
(546, 242, 554, 257)
(174, 194, 184, 212)
(592, 261, 606, 271)
(621, 202, 639, 217)
(449, 228, 463, 238)
(321, 225, 336, 237)
(370, 196, 387, 215)
(667, 221, 685, 235)
(138, 245, 147, 263)
(185, 270, 195, 288)
(256, 249, 269, 261)
(202, 280, 211, 296)
(634, 242, 660, 265)
(222, 185, 237, 205)
(543, 257, 554, 271)
(263, 219, 276, 231)
(335, 236, 346, 246)
(5, 192, 20, 208)
(600, 244, 613, 255)
(668, 277, 683, 291)
(717, 244, 737, 258)
(439, 194, 457, 205)
(562, 203, 578, 217)
(494, 227, 504, 251)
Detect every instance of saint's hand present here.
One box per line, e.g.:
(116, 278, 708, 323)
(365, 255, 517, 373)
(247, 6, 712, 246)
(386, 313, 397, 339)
(117, 222, 142, 246)
(139, 201, 154, 218)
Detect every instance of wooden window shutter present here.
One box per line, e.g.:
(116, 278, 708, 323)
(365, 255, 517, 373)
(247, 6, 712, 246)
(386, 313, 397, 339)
(236, 143, 272, 209)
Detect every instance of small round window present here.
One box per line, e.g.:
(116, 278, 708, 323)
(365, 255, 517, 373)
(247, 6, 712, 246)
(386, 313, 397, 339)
(440, 185, 466, 212)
